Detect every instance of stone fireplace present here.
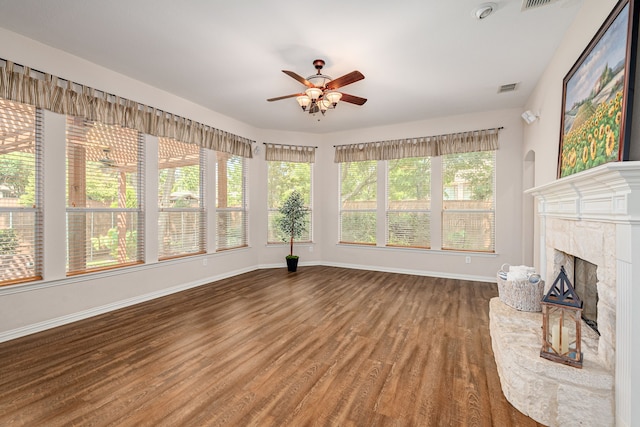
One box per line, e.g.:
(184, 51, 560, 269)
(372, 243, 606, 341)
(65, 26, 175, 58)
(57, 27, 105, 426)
(490, 162, 640, 427)
(545, 220, 615, 370)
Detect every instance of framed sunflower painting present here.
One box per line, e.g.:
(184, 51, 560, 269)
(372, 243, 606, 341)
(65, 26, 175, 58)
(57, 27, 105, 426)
(558, 0, 638, 178)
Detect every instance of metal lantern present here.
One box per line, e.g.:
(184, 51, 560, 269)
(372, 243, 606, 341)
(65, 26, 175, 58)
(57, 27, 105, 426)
(540, 266, 583, 368)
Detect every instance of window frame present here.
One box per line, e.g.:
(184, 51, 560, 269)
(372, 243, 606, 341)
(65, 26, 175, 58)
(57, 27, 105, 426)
(216, 152, 248, 251)
(157, 138, 206, 260)
(441, 150, 496, 253)
(266, 160, 313, 245)
(385, 156, 432, 249)
(65, 118, 145, 276)
(338, 160, 378, 246)
(0, 100, 43, 286)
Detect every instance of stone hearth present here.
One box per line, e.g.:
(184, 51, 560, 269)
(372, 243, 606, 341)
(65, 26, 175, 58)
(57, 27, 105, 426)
(490, 162, 640, 427)
(490, 298, 613, 426)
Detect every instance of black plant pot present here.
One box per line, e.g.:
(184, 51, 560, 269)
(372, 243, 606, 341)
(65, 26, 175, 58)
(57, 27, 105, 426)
(286, 256, 299, 272)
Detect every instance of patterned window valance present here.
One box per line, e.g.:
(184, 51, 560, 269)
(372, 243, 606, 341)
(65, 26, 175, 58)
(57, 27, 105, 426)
(264, 143, 316, 163)
(0, 59, 253, 158)
(334, 127, 500, 163)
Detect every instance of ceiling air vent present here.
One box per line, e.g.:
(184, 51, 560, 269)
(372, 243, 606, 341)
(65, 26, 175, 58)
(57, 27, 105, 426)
(498, 83, 518, 93)
(521, 0, 560, 11)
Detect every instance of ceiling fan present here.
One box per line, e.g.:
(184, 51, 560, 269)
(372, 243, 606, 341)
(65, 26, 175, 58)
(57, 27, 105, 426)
(98, 147, 117, 169)
(267, 59, 367, 116)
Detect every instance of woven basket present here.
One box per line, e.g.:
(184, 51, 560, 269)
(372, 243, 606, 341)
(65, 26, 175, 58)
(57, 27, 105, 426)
(496, 273, 545, 312)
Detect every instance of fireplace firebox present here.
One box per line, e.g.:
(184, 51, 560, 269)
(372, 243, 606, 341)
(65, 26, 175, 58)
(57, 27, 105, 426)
(554, 251, 599, 335)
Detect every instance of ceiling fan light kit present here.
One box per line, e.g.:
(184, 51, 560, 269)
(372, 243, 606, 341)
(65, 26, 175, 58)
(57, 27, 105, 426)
(268, 59, 367, 118)
(296, 95, 311, 110)
(304, 87, 323, 102)
(324, 91, 342, 107)
(99, 147, 116, 167)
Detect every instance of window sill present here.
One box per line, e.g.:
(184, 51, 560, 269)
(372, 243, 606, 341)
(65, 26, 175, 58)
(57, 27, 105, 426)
(0, 247, 252, 296)
(335, 243, 498, 257)
(266, 242, 315, 247)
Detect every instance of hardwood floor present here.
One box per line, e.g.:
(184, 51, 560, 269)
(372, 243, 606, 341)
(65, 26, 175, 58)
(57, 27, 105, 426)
(0, 266, 542, 426)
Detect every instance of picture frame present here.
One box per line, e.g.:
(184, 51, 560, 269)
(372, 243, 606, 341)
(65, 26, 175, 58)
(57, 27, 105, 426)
(557, 0, 639, 178)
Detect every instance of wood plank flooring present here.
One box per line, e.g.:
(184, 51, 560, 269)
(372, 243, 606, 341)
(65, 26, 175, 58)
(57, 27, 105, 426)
(0, 266, 542, 426)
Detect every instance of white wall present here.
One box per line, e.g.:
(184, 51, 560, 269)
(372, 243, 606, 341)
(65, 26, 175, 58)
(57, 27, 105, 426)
(316, 109, 525, 281)
(252, 129, 325, 267)
(522, 0, 621, 186)
(522, 2, 640, 424)
(0, 29, 263, 340)
(0, 28, 258, 142)
(0, 27, 525, 341)
(520, 0, 640, 271)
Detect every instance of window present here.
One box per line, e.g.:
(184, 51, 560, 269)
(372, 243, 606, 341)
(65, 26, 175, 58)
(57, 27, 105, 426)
(267, 161, 312, 243)
(339, 160, 377, 244)
(442, 150, 495, 252)
(66, 117, 144, 274)
(158, 138, 205, 259)
(216, 153, 247, 250)
(0, 99, 43, 285)
(386, 157, 431, 248)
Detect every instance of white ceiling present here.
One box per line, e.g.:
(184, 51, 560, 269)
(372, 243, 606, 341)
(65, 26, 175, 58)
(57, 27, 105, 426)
(0, 0, 584, 134)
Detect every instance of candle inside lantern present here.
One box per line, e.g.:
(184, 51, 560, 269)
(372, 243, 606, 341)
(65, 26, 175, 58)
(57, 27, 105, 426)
(551, 323, 569, 354)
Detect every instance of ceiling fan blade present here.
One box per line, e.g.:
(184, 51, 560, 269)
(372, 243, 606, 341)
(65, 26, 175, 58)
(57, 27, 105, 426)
(340, 93, 367, 105)
(282, 70, 315, 88)
(267, 93, 304, 102)
(326, 71, 364, 90)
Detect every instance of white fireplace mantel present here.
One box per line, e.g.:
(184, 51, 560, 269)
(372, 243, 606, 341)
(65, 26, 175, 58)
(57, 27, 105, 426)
(525, 161, 640, 223)
(524, 161, 640, 427)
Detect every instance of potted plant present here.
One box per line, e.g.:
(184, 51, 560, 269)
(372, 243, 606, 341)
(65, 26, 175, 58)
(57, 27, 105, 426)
(275, 190, 309, 272)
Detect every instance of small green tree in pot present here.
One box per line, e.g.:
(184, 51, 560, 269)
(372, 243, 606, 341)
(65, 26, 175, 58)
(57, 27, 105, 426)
(275, 190, 309, 272)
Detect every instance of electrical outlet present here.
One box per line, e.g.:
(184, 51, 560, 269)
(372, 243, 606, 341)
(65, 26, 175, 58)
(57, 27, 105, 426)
(465, 256, 471, 264)
(202, 258, 208, 266)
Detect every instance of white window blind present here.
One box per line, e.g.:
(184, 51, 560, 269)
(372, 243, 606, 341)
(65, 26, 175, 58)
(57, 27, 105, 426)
(66, 117, 144, 274)
(386, 157, 431, 248)
(216, 153, 247, 250)
(442, 150, 496, 252)
(267, 161, 312, 244)
(0, 99, 43, 285)
(339, 161, 377, 245)
(158, 138, 205, 259)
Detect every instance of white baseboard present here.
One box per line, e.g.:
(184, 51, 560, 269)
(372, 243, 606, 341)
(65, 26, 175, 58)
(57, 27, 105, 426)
(0, 265, 257, 344)
(0, 263, 495, 344)
(319, 261, 497, 283)
(256, 260, 317, 270)
(260, 260, 495, 283)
